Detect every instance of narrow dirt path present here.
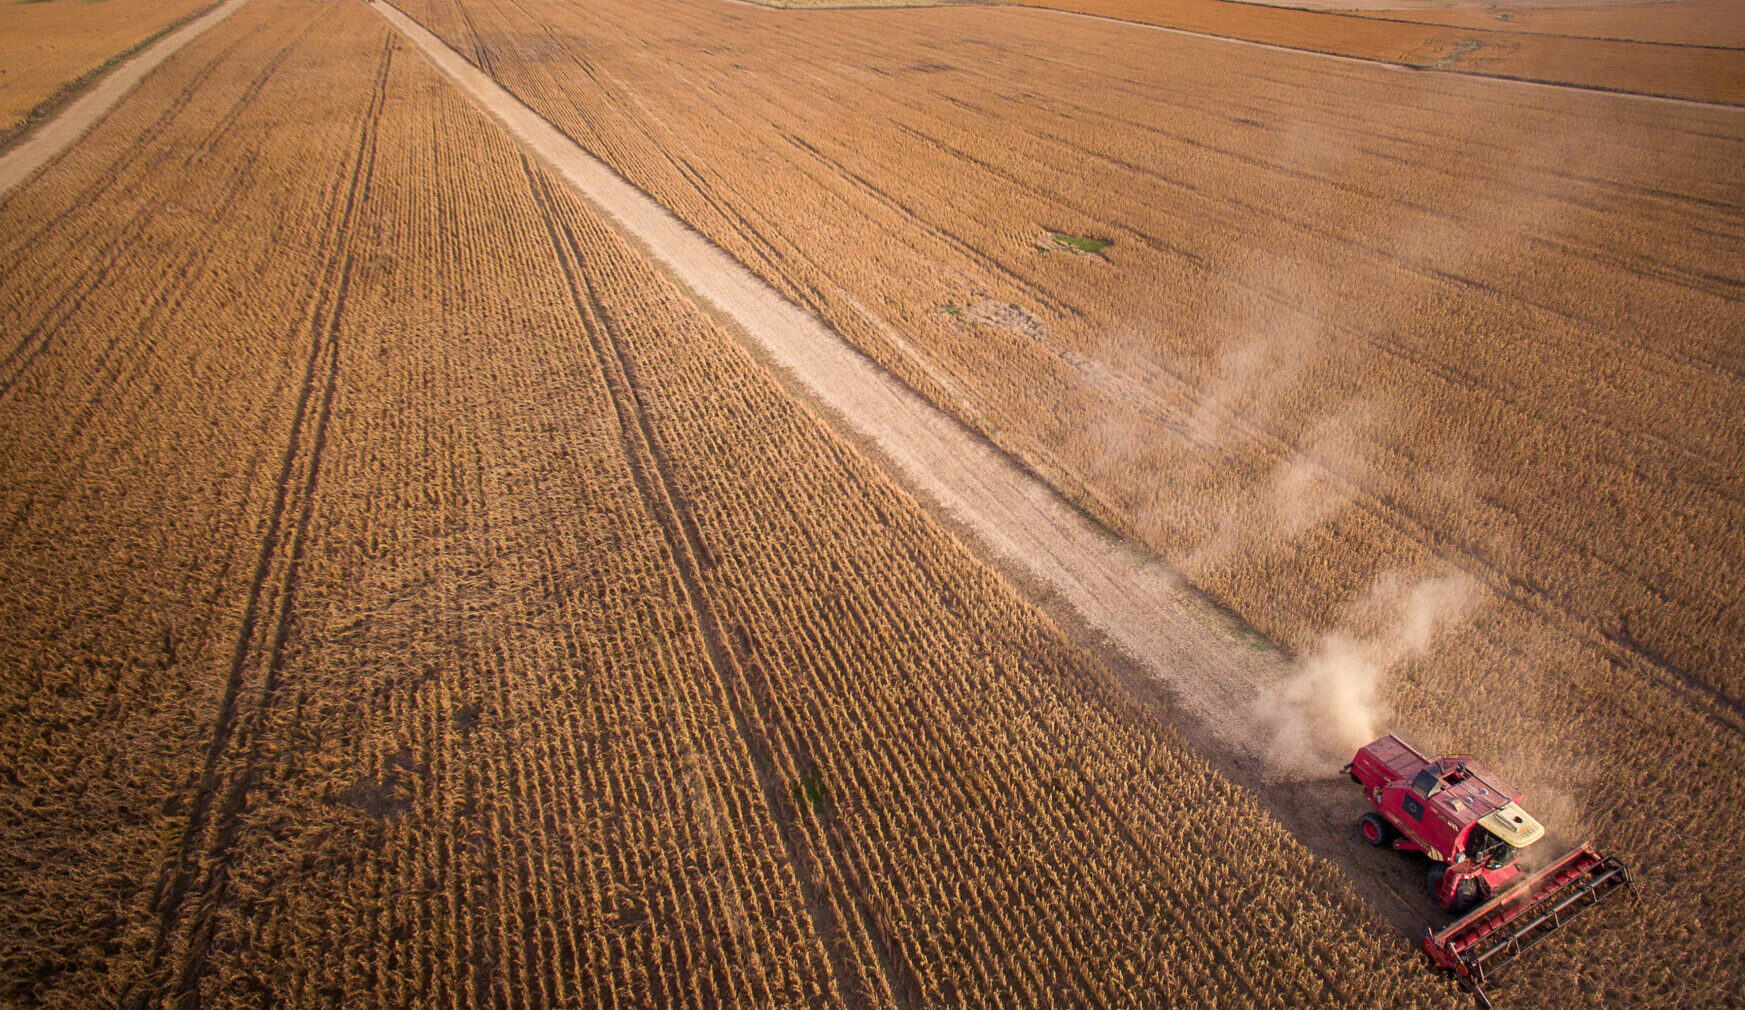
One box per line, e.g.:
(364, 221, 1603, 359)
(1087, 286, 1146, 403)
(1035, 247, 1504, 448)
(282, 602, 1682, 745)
(376, 0, 1531, 946)
(378, 0, 1499, 947)
(370, 0, 1288, 755)
(0, 0, 248, 198)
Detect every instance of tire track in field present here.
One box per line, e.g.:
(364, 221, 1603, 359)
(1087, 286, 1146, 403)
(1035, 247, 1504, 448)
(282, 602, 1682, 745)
(449, 0, 497, 75)
(0, 16, 315, 403)
(121, 32, 393, 1010)
(519, 154, 915, 1010)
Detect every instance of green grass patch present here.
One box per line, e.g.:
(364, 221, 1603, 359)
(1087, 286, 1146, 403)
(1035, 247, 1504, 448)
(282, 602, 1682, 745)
(790, 773, 828, 815)
(1051, 232, 1111, 254)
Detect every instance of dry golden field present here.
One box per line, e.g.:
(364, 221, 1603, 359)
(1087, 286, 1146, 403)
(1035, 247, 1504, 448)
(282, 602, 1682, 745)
(1014, 0, 1745, 103)
(0, 0, 216, 144)
(393, 0, 1744, 1003)
(1362, 0, 1745, 49)
(0, 0, 1478, 1006)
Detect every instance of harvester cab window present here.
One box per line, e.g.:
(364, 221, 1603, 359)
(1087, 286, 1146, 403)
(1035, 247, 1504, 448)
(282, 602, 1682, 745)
(1467, 826, 1520, 869)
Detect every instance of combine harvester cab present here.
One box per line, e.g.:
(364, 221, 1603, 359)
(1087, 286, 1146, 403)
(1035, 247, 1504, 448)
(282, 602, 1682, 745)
(1344, 734, 1639, 1008)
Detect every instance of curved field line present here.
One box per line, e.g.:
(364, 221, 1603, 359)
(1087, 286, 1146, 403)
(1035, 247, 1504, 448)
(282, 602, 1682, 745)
(370, 0, 1288, 754)
(997, 2, 1745, 109)
(0, 0, 249, 200)
(721, 0, 1745, 109)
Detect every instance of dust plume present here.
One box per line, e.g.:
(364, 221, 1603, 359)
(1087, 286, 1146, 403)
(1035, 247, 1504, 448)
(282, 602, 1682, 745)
(1179, 398, 1382, 575)
(1263, 399, 1382, 539)
(1249, 568, 1480, 779)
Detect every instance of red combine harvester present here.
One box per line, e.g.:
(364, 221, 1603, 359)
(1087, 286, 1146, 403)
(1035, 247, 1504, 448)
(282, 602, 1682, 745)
(1345, 734, 1637, 1007)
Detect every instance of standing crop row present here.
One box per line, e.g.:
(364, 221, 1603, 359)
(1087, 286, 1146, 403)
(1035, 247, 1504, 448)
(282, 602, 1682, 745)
(392, 0, 1745, 1004)
(1, 0, 1468, 1005)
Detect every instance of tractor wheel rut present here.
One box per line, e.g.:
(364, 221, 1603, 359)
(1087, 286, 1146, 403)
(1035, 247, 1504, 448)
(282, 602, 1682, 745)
(121, 28, 391, 1008)
(519, 153, 912, 1010)
(370, 0, 1288, 761)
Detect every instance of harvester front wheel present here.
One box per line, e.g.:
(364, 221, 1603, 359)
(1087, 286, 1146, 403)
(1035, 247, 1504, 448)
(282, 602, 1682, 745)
(1359, 813, 1394, 847)
(1427, 864, 1480, 914)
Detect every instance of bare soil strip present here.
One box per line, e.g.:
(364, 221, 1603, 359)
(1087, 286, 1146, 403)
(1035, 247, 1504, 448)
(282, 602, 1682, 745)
(371, 0, 1287, 752)
(0, 0, 219, 152)
(0, 0, 247, 199)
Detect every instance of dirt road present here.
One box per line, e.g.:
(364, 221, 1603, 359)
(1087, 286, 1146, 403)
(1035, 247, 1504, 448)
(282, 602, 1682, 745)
(0, 0, 246, 197)
(370, 0, 1292, 756)
(366, 0, 1513, 943)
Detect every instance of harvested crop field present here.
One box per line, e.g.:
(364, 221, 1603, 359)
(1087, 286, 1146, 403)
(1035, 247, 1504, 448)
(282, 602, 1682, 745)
(1356, 0, 1745, 49)
(1, 0, 1740, 1006)
(1015, 0, 1745, 102)
(0, 0, 1471, 1006)
(392, 0, 1744, 1003)
(0, 0, 218, 144)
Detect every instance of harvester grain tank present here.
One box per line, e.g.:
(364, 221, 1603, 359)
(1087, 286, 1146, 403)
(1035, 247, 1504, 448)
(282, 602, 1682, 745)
(1344, 734, 1637, 1008)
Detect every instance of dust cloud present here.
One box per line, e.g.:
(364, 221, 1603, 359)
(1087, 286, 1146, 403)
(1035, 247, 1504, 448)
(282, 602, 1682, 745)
(1248, 568, 1480, 779)
(1098, 117, 1595, 784)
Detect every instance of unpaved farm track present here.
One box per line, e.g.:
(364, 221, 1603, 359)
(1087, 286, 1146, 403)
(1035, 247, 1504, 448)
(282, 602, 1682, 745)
(372, 0, 1290, 749)
(371, 3, 1745, 1002)
(0, 0, 247, 198)
(0, 1, 1464, 1003)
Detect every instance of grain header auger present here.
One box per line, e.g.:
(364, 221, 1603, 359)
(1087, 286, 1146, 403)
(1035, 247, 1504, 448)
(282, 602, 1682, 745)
(1344, 734, 1638, 1008)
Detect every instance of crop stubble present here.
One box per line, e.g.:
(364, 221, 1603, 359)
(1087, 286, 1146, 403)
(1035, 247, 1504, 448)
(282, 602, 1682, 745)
(1012, 0, 1745, 104)
(0, 0, 1463, 1006)
(390, 0, 1744, 1003)
(1355, 0, 1745, 50)
(0, 0, 218, 146)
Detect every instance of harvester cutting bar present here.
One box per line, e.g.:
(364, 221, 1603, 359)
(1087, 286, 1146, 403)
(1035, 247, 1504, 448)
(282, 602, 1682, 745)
(1424, 844, 1637, 1008)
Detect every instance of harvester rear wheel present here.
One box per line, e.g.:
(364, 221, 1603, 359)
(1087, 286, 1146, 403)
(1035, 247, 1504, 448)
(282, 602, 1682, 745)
(1359, 813, 1393, 847)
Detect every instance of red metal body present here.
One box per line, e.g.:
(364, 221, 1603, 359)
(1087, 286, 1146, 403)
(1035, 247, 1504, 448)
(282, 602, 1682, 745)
(1346, 735, 1638, 1007)
(1344, 735, 1527, 910)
